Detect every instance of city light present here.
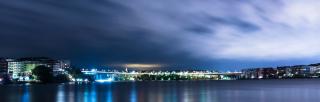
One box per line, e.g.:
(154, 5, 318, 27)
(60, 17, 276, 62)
(95, 78, 114, 83)
(124, 64, 161, 68)
(82, 69, 239, 81)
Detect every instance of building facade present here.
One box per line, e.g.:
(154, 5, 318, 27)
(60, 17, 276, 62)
(309, 63, 320, 75)
(7, 57, 70, 81)
(241, 64, 320, 79)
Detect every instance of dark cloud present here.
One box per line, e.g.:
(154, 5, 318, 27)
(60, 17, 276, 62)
(207, 16, 260, 32)
(1, 0, 320, 71)
(0, 0, 208, 68)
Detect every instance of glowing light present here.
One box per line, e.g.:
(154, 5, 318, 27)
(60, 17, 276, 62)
(25, 76, 30, 81)
(0, 78, 2, 82)
(129, 77, 135, 81)
(76, 79, 83, 82)
(124, 64, 161, 68)
(95, 78, 113, 83)
(91, 69, 97, 72)
(19, 77, 24, 81)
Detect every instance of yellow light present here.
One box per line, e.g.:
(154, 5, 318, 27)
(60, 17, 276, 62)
(124, 64, 161, 68)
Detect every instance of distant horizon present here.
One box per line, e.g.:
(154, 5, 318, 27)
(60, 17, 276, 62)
(3, 56, 320, 71)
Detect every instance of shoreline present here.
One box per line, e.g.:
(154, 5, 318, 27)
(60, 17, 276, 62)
(3, 78, 320, 85)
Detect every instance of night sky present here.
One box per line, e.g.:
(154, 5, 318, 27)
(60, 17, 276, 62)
(1, 0, 320, 71)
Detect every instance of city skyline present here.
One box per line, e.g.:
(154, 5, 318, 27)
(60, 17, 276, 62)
(2, 1, 320, 71)
(3, 57, 320, 72)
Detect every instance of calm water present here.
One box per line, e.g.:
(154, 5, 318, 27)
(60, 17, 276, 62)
(1, 80, 320, 102)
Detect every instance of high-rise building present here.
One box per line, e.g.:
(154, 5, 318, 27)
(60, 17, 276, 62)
(54, 60, 70, 75)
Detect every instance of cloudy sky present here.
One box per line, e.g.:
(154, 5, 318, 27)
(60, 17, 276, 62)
(1, 0, 320, 70)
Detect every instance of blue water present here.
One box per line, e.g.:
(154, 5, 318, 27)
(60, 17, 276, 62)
(1, 80, 320, 102)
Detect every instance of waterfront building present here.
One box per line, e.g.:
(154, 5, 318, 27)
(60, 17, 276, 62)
(241, 68, 277, 79)
(309, 63, 320, 75)
(257, 68, 277, 79)
(53, 60, 70, 75)
(7, 60, 23, 80)
(276, 66, 292, 78)
(241, 68, 259, 79)
(7, 57, 70, 81)
(290, 65, 310, 78)
(242, 64, 320, 79)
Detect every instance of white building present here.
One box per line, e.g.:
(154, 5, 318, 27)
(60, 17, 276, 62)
(7, 57, 70, 81)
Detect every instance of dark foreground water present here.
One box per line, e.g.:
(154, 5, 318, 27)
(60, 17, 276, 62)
(1, 80, 320, 102)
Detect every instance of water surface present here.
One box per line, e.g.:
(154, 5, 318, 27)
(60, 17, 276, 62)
(0, 80, 320, 102)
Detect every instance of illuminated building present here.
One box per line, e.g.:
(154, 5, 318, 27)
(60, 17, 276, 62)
(7, 59, 23, 79)
(53, 60, 70, 75)
(309, 63, 320, 74)
(242, 64, 320, 79)
(241, 68, 259, 79)
(7, 57, 70, 81)
(258, 68, 277, 79)
(276, 66, 292, 78)
(290, 65, 310, 78)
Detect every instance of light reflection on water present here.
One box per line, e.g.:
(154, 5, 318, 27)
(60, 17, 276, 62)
(130, 83, 137, 102)
(106, 83, 112, 102)
(57, 85, 64, 102)
(2, 80, 320, 102)
(22, 85, 30, 102)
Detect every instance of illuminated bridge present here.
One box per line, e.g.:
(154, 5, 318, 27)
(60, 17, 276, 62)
(81, 70, 242, 82)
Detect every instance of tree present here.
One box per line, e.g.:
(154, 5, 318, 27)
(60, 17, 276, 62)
(32, 65, 54, 83)
(67, 67, 84, 79)
(54, 74, 70, 83)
